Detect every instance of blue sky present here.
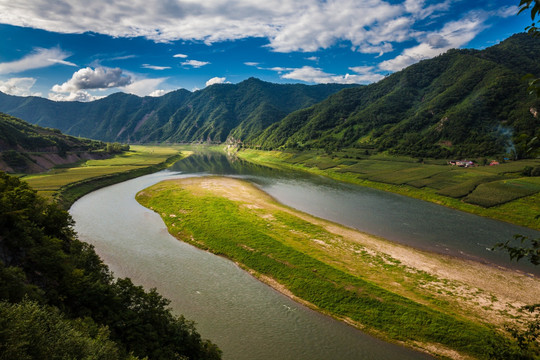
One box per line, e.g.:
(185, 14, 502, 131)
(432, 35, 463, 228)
(0, 0, 532, 101)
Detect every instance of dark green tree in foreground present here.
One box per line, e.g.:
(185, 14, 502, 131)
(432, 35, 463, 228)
(0, 171, 221, 360)
(491, 4, 540, 357)
(520, 0, 540, 96)
(493, 232, 540, 357)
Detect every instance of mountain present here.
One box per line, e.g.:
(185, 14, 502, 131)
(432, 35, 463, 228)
(0, 78, 354, 144)
(1, 34, 539, 159)
(0, 113, 106, 173)
(251, 33, 540, 159)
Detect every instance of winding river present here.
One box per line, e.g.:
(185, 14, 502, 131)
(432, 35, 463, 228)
(70, 152, 540, 359)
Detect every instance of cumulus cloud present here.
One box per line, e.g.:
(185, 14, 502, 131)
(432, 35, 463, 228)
(142, 64, 171, 70)
(48, 90, 104, 102)
(244, 62, 259, 67)
(205, 77, 229, 86)
(0, 47, 73, 74)
(0, 77, 42, 96)
(120, 77, 168, 97)
(173, 53, 188, 58)
(281, 66, 383, 84)
(182, 60, 210, 68)
(52, 67, 132, 93)
(148, 89, 170, 97)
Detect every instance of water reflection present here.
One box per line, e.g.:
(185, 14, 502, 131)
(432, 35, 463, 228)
(171, 151, 540, 275)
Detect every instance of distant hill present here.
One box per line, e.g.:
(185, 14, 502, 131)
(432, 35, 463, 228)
(0, 113, 106, 173)
(0, 78, 354, 144)
(251, 33, 540, 159)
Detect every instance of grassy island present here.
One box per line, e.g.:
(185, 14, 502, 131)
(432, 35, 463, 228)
(136, 176, 540, 359)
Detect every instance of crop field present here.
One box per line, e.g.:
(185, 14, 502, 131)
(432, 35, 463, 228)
(23, 145, 184, 198)
(238, 149, 540, 229)
(465, 177, 540, 207)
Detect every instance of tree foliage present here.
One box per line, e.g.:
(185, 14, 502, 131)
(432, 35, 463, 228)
(0, 171, 221, 360)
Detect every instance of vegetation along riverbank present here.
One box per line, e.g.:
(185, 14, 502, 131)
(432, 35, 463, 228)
(21, 145, 189, 209)
(136, 176, 540, 359)
(236, 148, 540, 230)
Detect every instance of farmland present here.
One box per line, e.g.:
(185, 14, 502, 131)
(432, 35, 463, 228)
(237, 148, 540, 230)
(22, 145, 187, 208)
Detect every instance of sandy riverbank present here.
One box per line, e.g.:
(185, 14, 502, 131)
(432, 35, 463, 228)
(138, 176, 540, 358)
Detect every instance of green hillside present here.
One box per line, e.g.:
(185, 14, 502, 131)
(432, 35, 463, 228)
(0, 113, 106, 173)
(0, 78, 353, 144)
(250, 33, 540, 159)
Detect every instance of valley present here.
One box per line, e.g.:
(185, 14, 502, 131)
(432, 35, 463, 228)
(1, 29, 539, 360)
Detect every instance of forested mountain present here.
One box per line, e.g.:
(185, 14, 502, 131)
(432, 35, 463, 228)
(0, 172, 221, 359)
(0, 113, 107, 173)
(1, 34, 539, 159)
(0, 78, 353, 144)
(251, 33, 540, 158)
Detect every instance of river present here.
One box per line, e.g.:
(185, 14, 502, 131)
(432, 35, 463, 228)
(70, 151, 540, 359)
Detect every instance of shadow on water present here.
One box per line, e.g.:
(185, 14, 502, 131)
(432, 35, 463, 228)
(171, 150, 540, 276)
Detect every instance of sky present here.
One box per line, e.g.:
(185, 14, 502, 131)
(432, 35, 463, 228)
(0, 0, 533, 102)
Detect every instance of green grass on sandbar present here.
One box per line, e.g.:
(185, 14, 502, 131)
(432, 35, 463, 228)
(136, 180, 526, 359)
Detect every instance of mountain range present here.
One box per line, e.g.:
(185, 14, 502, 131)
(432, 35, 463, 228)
(0, 33, 539, 159)
(0, 79, 352, 144)
(251, 33, 540, 158)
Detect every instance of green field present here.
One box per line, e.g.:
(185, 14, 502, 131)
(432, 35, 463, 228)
(22, 145, 187, 208)
(237, 149, 540, 230)
(136, 177, 537, 359)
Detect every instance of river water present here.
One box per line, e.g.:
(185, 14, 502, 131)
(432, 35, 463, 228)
(70, 151, 540, 359)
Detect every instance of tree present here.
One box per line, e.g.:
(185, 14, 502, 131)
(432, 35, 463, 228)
(493, 224, 540, 357)
(520, 0, 540, 96)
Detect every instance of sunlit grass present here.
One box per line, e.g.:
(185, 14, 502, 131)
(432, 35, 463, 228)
(137, 177, 527, 359)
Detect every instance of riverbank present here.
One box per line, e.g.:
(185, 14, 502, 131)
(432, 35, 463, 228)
(236, 149, 540, 230)
(23, 145, 189, 209)
(136, 176, 540, 359)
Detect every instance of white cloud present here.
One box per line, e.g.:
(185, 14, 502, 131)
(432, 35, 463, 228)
(148, 89, 170, 97)
(0, 0, 494, 56)
(48, 90, 104, 102)
(0, 77, 42, 96)
(142, 64, 171, 70)
(120, 77, 168, 97)
(47, 58, 78, 67)
(379, 11, 488, 72)
(269, 66, 294, 73)
(305, 56, 319, 62)
(173, 53, 188, 58)
(494, 5, 519, 18)
(281, 66, 382, 84)
(205, 77, 228, 86)
(404, 0, 452, 20)
(244, 62, 259, 67)
(181, 60, 210, 68)
(51, 67, 132, 93)
(0, 47, 73, 74)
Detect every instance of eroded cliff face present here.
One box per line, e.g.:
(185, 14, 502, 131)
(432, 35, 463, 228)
(0, 151, 110, 174)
